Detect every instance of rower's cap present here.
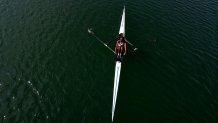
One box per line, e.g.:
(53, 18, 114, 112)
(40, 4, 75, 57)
(119, 33, 123, 37)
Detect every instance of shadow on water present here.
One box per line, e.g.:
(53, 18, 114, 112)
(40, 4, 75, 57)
(131, 48, 149, 63)
(127, 39, 159, 65)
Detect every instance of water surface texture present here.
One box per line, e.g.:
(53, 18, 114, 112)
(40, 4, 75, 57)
(0, 0, 218, 122)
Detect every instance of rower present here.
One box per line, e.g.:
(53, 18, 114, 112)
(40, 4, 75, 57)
(114, 33, 126, 62)
(107, 33, 125, 44)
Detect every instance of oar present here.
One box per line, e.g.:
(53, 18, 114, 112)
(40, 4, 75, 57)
(88, 28, 115, 54)
(125, 39, 138, 51)
(88, 28, 138, 52)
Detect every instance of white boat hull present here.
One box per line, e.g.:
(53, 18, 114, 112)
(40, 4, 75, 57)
(112, 6, 125, 122)
(119, 7, 125, 36)
(112, 61, 122, 121)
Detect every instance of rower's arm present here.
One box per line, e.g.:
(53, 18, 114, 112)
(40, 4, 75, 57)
(124, 43, 127, 55)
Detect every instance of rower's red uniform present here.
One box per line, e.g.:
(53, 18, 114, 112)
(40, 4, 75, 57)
(115, 37, 126, 55)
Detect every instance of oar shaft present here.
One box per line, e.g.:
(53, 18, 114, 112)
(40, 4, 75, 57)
(125, 39, 138, 50)
(88, 28, 115, 54)
(125, 39, 134, 46)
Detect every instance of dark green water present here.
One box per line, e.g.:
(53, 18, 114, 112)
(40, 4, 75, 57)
(0, 0, 218, 122)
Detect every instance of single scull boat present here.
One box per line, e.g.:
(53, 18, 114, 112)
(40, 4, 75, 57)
(112, 6, 125, 122)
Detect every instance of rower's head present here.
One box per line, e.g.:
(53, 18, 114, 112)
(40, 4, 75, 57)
(119, 33, 123, 38)
(119, 33, 123, 36)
